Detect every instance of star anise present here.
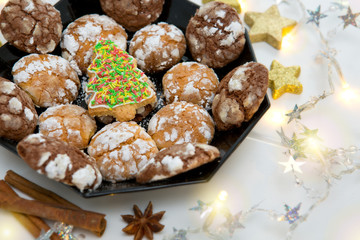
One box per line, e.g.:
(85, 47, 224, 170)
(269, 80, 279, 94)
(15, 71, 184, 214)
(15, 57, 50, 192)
(121, 201, 165, 240)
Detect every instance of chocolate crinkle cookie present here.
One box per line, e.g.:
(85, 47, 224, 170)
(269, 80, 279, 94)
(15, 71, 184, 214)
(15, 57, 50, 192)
(12, 54, 80, 108)
(0, 77, 38, 141)
(136, 143, 220, 183)
(212, 62, 268, 131)
(186, 1, 246, 68)
(99, 0, 165, 32)
(129, 22, 186, 73)
(17, 133, 103, 192)
(0, 0, 62, 54)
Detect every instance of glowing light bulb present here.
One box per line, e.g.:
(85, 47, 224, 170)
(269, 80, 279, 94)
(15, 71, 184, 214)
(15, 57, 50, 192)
(340, 85, 358, 102)
(281, 32, 295, 51)
(270, 110, 286, 125)
(1, 228, 12, 239)
(217, 190, 228, 202)
(306, 137, 320, 150)
(237, 0, 247, 13)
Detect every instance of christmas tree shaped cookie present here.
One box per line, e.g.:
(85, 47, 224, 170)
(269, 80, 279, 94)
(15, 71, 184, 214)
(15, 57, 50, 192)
(86, 39, 156, 122)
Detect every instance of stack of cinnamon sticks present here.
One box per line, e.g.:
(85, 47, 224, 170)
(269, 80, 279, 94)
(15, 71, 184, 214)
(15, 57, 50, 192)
(0, 170, 107, 239)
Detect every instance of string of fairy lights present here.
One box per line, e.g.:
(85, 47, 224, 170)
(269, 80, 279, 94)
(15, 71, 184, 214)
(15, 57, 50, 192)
(3, 0, 359, 239)
(163, 0, 360, 239)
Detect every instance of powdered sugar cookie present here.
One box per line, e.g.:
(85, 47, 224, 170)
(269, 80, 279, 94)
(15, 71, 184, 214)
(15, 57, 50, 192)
(99, 0, 165, 32)
(39, 104, 97, 149)
(162, 62, 219, 110)
(147, 101, 215, 150)
(0, 0, 62, 53)
(88, 121, 158, 182)
(186, 1, 246, 68)
(212, 62, 268, 131)
(17, 133, 102, 192)
(12, 54, 80, 107)
(0, 77, 38, 141)
(136, 143, 220, 183)
(129, 22, 186, 73)
(61, 14, 128, 75)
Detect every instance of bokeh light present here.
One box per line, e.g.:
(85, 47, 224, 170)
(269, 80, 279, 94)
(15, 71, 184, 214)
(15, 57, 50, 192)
(281, 32, 295, 52)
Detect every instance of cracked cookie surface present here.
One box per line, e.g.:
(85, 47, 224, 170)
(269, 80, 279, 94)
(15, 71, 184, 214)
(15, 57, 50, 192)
(147, 101, 215, 150)
(0, 0, 62, 53)
(186, 1, 246, 68)
(0, 77, 38, 141)
(212, 62, 268, 131)
(129, 22, 186, 74)
(12, 54, 80, 107)
(162, 62, 219, 110)
(100, 0, 165, 32)
(39, 104, 97, 150)
(17, 133, 102, 192)
(136, 143, 220, 183)
(88, 121, 158, 182)
(61, 14, 128, 75)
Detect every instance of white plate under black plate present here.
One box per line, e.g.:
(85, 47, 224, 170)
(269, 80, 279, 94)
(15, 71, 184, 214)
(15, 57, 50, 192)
(0, 0, 270, 197)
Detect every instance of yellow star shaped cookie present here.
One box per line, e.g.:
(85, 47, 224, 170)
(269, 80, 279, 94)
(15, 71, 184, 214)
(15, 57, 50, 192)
(269, 60, 302, 99)
(244, 5, 297, 49)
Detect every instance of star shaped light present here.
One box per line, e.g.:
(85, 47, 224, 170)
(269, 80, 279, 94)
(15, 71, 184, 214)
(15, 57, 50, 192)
(338, 6, 360, 29)
(289, 133, 307, 159)
(277, 127, 292, 147)
(283, 203, 301, 224)
(278, 156, 305, 173)
(170, 228, 189, 240)
(189, 200, 211, 214)
(244, 5, 297, 49)
(222, 212, 245, 236)
(301, 126, 322, 141)
(36, 222, 76, 240)
(285, 104, 304, 123)
(307, 6, 327, 26)
(269, 60, 302, 100)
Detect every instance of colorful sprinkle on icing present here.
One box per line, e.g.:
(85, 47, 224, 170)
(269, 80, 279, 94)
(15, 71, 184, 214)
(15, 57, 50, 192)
(87, 39, 153, 109)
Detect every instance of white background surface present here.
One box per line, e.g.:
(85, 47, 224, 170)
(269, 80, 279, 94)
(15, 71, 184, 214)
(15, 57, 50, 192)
(1, 0, 360, 239)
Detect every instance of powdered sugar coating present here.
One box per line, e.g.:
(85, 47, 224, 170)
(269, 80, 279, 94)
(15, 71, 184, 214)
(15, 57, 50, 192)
(228, 64, 250, 92)
(88, 121, 158, 182)
(0, 77, 38, 141)
(161, 155, 184, 173)
(0, 81, 15, 94)
(8, 97, 23, 114)
(72, 164, 102, 192)
(99, 0, 165, 32)
(0, 0, 62, 54)
(61, 14, 128, 75)
(163, 62, 219, 110)
(12, 54, 80, 107)
(186, 1, 246, 68)
(136, 142, 220, 183)
(38, 151, 51, 167)
(17, 133, 102, 192)
(39, 104, 97, 149)
(129, 22, 186, 73)
(45, 153, 72, 180)
(148, 101, 215, 149)
(212, 62, 269, 131)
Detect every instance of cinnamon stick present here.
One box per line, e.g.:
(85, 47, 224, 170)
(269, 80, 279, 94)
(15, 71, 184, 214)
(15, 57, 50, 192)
(5, 170, 79, 209)
(0, 181, 60, 240)
(5, 170, 106, 236)
(0, 192, 106, 234)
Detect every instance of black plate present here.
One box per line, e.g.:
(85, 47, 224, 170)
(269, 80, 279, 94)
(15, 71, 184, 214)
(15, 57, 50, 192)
(0, 0, 270, 197)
